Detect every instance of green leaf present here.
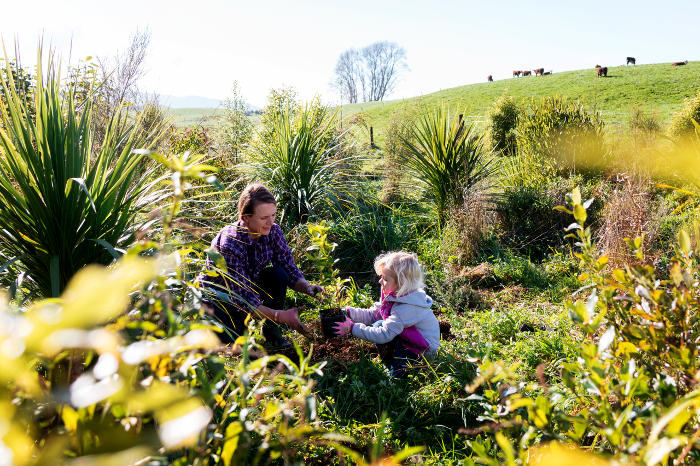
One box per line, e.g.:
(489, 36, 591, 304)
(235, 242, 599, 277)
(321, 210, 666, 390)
(222, 422, 244, 466)
(678, 229, 691, 255)
(89, 239, 122, 260)
(571, 187, 581, 205)
(205, 248, 228, 273)
(0, 255, 25, 275)
(67, 177, 96, 213)
(50, 255, 60, 298)
(573, 204, 587, 225)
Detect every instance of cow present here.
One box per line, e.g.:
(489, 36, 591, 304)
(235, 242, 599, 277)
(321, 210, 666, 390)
(513, 70, 522, 77)
(487, 75, 493, 82)
(597, 66, 608, 77)
(534, 68, 545, 76)
(522, 70, 532, 76)
(672, 60, 689, 66)
(543, 71, 551, 75)
(626, 57, 636, 65)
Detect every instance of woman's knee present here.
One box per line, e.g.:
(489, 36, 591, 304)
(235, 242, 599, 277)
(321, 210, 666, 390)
(257, 266, 289, 307)
(258, 266, 289, 288)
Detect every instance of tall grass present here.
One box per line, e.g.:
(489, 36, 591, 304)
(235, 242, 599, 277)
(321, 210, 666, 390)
(0, 45, 167, 297)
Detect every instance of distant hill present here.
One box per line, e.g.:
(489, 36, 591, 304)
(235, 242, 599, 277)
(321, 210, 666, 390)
(164, 63, 699, 133)
(340, 62, 700, 144)
(159, 95, 260, 112)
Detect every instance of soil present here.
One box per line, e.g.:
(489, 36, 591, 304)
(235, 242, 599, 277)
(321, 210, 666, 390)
(439, 320, 454, 340)
(319, 307, 343, 318)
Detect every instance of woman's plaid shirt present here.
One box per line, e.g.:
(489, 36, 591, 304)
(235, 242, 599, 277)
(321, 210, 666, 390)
(199, 221, 304, 312)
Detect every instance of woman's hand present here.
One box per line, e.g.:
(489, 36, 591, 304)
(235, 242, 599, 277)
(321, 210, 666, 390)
(333, 316, 354, 337)
(306, 284, 324, 300)
(277, 307, 313, 338)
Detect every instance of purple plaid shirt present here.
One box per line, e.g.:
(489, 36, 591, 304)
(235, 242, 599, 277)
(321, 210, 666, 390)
(199, 221, 304, 312)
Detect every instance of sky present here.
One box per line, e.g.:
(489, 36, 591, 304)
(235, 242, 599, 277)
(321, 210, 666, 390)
(2, 0, 698, 107)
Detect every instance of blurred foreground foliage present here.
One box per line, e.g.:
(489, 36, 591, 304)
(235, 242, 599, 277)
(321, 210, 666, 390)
(0, 147, 346, 465)
(462, 188, 700, 465)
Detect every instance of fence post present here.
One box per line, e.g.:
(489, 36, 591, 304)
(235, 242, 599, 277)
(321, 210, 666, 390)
(370, 126, 374, 148)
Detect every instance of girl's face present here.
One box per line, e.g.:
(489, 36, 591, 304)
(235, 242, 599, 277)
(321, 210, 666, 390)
(378, 268, 398, 297)
(242, 202, 277, 241)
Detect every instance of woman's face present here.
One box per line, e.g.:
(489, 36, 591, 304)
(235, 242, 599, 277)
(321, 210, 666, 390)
(242, 203, 277, 239)
(378, 268, 399, 297)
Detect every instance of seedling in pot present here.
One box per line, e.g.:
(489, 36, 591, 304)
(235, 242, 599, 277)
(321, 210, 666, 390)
(305, 222, 350, 338)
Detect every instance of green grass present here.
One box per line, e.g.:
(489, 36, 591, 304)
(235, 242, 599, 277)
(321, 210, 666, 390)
(340, 62, 700, 144)
(165, 107, 223, 126)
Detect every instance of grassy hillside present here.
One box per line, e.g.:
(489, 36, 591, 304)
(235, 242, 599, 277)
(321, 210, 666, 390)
(341, 62, 700, 143)
(167, 62, 699, 139)
(165, 107, 223, 127)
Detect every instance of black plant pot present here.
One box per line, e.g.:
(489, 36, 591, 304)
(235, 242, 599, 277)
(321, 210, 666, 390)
(320, 308, 345, 338)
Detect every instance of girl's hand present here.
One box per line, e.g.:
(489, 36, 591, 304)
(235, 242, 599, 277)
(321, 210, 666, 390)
(277, 307, 313, 338)
(333, 316, 354, 337)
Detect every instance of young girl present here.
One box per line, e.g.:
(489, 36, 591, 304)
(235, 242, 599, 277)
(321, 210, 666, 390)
(334, 251, 440, 378)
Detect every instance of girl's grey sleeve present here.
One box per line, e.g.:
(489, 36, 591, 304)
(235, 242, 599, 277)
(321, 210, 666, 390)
(351, 312, 405, 344)
(346, 302, 382, 325)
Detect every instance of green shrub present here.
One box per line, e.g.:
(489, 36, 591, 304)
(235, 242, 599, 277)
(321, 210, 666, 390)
(382, 102, 419, 203)
(212, 81, 253, 172)
(494, 185, 571, 260)
(485, 92, 519, 156)
(517, 96, 605, 176)
(398, 104, 496, 223)
(331, 197, 416, 277)
(244, 103, 357, 227)
(0, 49, 168, 298)
(168, 125, 211, 154)
(465, 188, 700, 466)
(668, 91, 700, 142)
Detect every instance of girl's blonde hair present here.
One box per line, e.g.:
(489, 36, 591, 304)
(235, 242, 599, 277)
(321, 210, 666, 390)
(374, 251, 424, 296)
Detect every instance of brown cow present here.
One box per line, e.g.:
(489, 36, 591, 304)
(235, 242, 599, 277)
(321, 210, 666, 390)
(543, 71, 551, 75)
(522, 70, 532, 76)
(513, 70, 522, 77)
(626, 57, 636, 65)
(672, 60, 689, 66)
(534, 68, 545, 76)
(597, 66, 608, 77)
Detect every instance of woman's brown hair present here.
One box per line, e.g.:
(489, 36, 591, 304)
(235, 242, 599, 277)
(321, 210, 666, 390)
(237, 184, 277, 220)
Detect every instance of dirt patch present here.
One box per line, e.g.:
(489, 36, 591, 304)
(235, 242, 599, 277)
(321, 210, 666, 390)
(439, 321, 454, 340)
(311, 337, 378, 363)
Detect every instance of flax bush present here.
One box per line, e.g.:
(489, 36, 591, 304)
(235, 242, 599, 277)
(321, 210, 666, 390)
(0, 48, 168, 298)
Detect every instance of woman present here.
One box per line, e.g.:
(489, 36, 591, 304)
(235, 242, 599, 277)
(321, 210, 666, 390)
(199, 184, 323, 346)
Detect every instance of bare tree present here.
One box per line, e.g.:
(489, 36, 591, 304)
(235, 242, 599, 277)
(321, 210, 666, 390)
(361, 41, 408, 102)
(332, 48, 362, 104)
(99, 27, 152, 107)
(332, 41, 408, 103)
